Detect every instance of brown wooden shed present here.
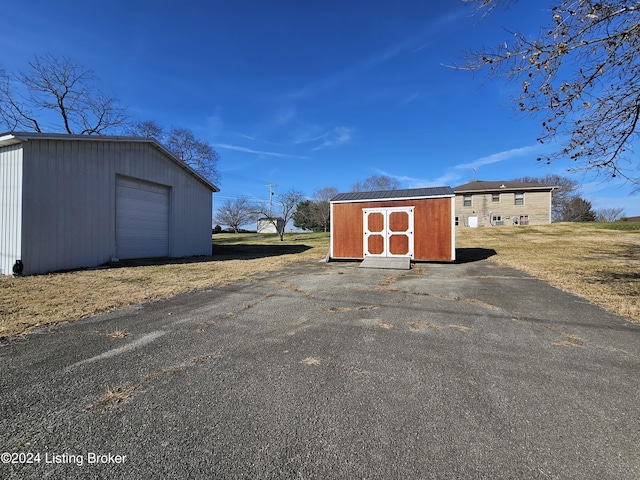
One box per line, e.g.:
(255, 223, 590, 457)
(329, 187, 456, 262)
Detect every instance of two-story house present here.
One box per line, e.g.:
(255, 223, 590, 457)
(453, 180, 558, 227)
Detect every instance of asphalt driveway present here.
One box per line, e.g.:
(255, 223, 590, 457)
(1, 256, 639, 479)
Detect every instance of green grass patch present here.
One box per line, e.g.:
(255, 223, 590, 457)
(595, 222, 640, 232)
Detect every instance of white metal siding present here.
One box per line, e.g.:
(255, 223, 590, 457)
(116, 176, 170, 259)
(18, 138, 213, 275)
(0, 145, 23, 275)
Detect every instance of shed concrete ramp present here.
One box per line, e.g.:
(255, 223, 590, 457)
(360, 256, 411, 270)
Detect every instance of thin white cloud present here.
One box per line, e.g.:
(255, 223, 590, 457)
(374, 169, 461, 188)
(455, 145, 540, 170)
(213, 143, 309, 159)
(310, 126, 353, 151)
(287, 10, 465, 101)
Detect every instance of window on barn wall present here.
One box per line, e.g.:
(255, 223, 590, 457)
(463, 194, 472, 207)
(515, 192, 524, 206)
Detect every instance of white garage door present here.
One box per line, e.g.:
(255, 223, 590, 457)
(116, 176, 170, 259)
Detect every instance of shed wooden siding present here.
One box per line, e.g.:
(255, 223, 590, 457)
(18, 138, 213, 275)
(331, 197, 453, 261)
(0, 144, 23, 275)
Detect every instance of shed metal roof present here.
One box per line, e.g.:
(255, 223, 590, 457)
(331, 186, 454, 203)
(0, 132, 220, 192)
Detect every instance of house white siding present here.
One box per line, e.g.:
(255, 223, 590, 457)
(0, 144, 23, 276)
(1, 134, 217, 275)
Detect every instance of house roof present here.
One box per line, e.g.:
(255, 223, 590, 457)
(0, 132, 220, 192)
(331, 186, 454, 203)
(453, 180, 558, 193)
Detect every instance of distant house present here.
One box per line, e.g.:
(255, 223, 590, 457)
(257, 217, 285, 234)
(453, 180, 557, 227)
(0, 132, 219, 276)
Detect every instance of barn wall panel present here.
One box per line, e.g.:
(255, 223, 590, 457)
(20, 139, 213, 275)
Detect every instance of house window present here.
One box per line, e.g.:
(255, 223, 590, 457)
(492, 193, 500, 202)
(463, 194, 472, 207)
(515, 192, 524, 206)
(455, 216, 459, 226)
(520, 215, 530, 226)
(492, 215, 504, 226)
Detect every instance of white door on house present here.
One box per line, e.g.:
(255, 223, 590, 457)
(363, 207, 414, 258)
(116, 176, 170, 259)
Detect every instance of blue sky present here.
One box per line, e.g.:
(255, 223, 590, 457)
(3, 0, 638, 218)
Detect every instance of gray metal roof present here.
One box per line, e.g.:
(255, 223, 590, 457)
(0, 132, 219, 192)
(331, 186, 454, 203)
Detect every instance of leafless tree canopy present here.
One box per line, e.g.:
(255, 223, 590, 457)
(130, 121, 221, 185)
(513, 174, 579, 221)
(463, 1, 640, 190)
(351, 175, 400, 192)
(312, 187, 339, 232)
(166, 128, 221, 184)
(215, 197, 258, 233)
(0, 54, 127, 134)
(596, 206, 626, 221)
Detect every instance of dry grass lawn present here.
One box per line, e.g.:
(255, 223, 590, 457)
(1, 223, 638, 338)
(0, 232, 328, 338)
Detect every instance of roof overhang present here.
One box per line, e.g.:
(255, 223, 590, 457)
(454, 186, 558, 193)
(331, 193, 454, 204)
(0, 132, 220, 192)
(331, 186, 455, 204)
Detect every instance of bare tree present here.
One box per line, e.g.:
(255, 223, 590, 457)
(129, 122, 221, 184)
(0, 54, 127, 134)
(215, 197, 258, 233)
(129, 120, 164, 139)
(312, 187, 339, 232)
(596, 207, 626, 222)
(513, 174, 579, 221)
(351, 175, 400, 192)
(166, 128, 221, 184)
(461, 1, 640, 191)
(254, 188, 305, 241)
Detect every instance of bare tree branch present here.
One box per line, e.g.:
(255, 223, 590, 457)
(0, 54, 127, 135)
(460, 1, 640, 190)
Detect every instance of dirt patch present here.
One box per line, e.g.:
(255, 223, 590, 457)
(551, 333, 585, 347)
(374, 321, 397, 330)
(408, 321, 441, 331)
(301, 357, 321, 366)
(86, 354, 220, 410)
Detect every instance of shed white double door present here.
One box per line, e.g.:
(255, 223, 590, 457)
(116, 176, 170, 259)
(363, 207, 414, 258)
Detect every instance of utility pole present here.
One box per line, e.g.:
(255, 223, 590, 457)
(266, 184, 277, 216)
